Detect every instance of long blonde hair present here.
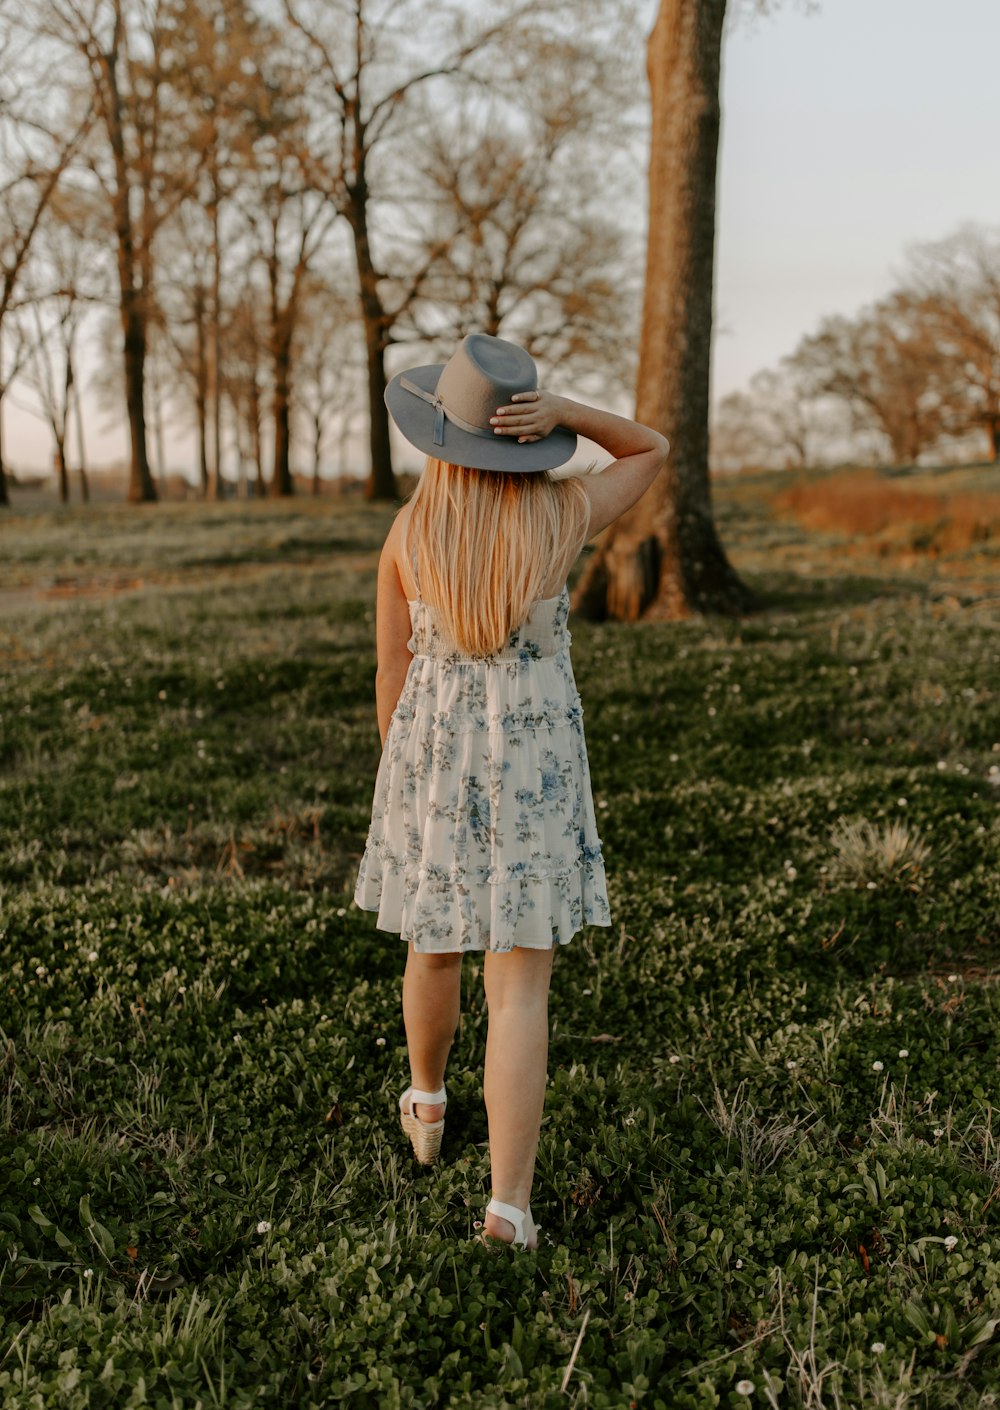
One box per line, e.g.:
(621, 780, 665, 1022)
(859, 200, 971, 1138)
(406, 457, 591, 656)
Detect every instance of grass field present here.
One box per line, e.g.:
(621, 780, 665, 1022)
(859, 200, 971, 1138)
(1, 468, 999, 1408)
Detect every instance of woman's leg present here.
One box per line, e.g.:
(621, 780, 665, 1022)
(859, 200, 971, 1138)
(402, 942, 463, 1122)
(482, 945, 555, 1246)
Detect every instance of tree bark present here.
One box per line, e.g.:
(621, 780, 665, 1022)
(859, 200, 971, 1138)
(346, 160, 396, 500)
(0, 389, 8, 507)
(574, 0, 754, 620)
(270, 326, 294, 496)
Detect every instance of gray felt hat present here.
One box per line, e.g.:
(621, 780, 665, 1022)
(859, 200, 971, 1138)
(384, 333, 577, 473)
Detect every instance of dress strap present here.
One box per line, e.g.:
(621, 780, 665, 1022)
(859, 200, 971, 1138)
(401, 509, 420, 599)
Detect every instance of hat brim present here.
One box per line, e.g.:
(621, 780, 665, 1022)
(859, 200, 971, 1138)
(385, 364, 577, 473)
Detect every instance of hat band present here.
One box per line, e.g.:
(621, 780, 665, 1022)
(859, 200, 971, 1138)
(399, 376, 500, 448)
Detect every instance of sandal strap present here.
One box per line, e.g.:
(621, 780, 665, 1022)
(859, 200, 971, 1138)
(401, 1085, 447, 1108)
(485, 1198, 535, 1248)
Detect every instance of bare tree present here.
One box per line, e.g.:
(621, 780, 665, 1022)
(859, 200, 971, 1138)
(0, 12, 89, 504)
(711, 365, 849, 473)
(18, 189, 107, 501)
(22, 0, 216, 502)
(283, 0, 639, 500)
(786, 294, 945, 466)
(293, 271, 365, 492)
(393, 95, 640, 396)
(897, 223, 1000, 462)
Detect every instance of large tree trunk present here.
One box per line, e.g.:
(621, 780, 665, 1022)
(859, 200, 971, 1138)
(574, 0, 754, 620)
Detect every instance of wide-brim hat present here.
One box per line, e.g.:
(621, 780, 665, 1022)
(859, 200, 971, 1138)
(384, 333, 577, 473)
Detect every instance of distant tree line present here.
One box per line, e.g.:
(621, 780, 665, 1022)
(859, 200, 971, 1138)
(711, 222, 1000, 474)
(0, 0, 641, 505)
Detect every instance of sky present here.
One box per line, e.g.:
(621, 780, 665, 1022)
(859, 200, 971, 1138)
(7, 0, 1000, 474)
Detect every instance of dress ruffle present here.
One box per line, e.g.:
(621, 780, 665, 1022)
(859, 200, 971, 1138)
(354, 587, 611, 954)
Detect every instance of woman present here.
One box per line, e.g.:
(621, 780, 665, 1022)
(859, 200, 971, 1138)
(355, 333, 670, 1249)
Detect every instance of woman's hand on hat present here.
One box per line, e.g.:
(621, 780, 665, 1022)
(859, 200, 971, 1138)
(490, 390, 561, 443)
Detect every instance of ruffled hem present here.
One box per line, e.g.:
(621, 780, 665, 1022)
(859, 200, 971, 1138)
(354, 842, 611, 954)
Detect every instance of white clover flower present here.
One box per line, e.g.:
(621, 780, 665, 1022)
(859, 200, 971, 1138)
(872, 1061, 884, 1072)
(871, 1342, 885, 1354)
(256, 1220, 271, 1234)
(582, 988, 592, 996)
(336, 907, 347, 917)
(735, 1258, 744, 1269)
(898, 1049, 909, 1058)
(668, 1055, 681, 1065)
(933, 1127, 944, 1138)
(158, 689, 167, 700)
(32, 1176, 40, 1186)
(786, 1060, 797, 1070)
(735, 1381, 755, 1397)
(83, 1268, 93, 1278)
(947, 973, 958, 983)
(936, 760, 947, 770)
(786, 866, 798, 880)
(87, 950, 99, 962)
(35, 965, 47, 977)
(897, 797, 907, 807)
(669, 753, 679, 763)
(944, 1235, 958, 1251)
(624, 1116, 635, 1127)
(375, 1037, 386, 1047)
(866, 881, 878, 890)
(707, 706, 716, 717)
(233, 1034, 241, 1043)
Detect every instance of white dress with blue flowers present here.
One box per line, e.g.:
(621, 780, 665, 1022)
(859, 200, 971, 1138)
(353, 542, 612, 954)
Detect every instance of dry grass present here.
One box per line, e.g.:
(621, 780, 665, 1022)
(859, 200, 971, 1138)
(772, 469, 1000, 555)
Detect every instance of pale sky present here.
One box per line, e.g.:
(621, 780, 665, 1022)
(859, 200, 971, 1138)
(7, 0, 1000, 475)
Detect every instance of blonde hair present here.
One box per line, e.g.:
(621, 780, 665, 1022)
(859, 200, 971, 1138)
(406, 457, 591, 656)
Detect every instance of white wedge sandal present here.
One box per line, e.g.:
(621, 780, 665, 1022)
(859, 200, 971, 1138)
(398, 1084, 447, 1165)
(482, 1198, 541, 1251)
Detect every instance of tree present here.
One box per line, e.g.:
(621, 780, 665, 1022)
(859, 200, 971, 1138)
(574, 0, 815, 621)
(0, 10, 88, 504)
(18, 189, 107, 502)
(898, 223, 1000, 462)
(394, 95, 640, 397)
(711, 365, 849, 473)
(283, 0, 638, 501)
(786, 295, 945, 466)
(293, 271, 365, 492)
(25, 0, 215, 502)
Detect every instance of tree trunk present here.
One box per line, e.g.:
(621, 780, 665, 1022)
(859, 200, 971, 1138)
(990, 417, 1000, 462)
(0, 389, 8, 507)
(346, 172, 397, 500)
(270, 331, 294, 496)
(573, 0, 754, 621)
(211, 178, 225, 501)
(56, 440, 69, 503)
(72, 361, 90, 504)
(122, 299, 156, 503)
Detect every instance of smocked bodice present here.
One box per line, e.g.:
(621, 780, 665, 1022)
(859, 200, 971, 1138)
(406, 587, 571, 665)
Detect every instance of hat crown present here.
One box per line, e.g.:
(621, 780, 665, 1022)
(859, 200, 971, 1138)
(436, 334, 537, 432)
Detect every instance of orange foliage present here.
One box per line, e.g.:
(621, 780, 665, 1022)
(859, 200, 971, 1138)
(773, 470, 1000, 554)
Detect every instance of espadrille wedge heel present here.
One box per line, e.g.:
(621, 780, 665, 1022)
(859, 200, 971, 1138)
(398, 1084, 447, 1165)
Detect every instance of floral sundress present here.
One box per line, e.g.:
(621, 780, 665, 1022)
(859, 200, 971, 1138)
(353, 532, 611, 954)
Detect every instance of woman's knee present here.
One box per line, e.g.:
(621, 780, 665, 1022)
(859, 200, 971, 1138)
(483, 945, 554, 1005)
